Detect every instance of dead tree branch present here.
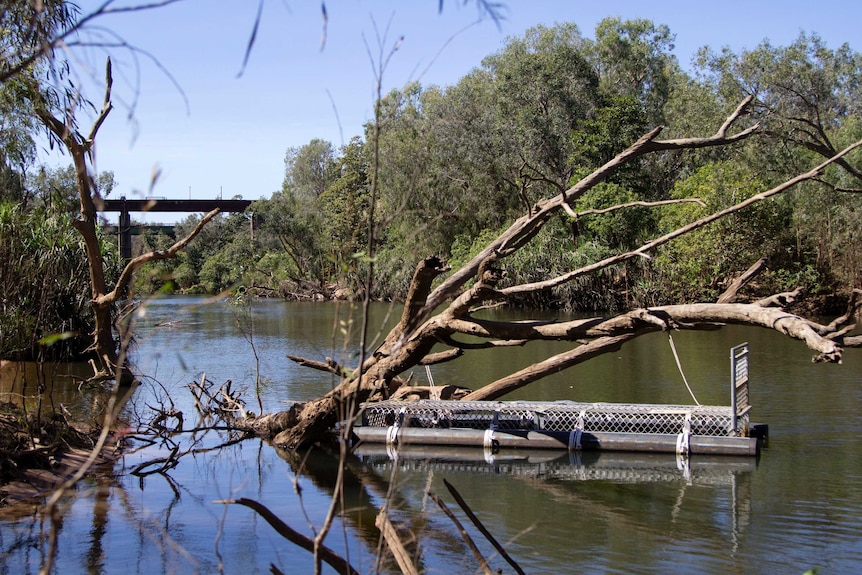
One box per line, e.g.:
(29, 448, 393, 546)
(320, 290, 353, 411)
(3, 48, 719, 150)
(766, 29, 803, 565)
(101, 208, 221, 307)
(443, 479, 526, 575)
(502, 138, 862, 296)
(375, 507, 420, 575)
(216, 498, 360, 575)
(562, 197, 706, 219)
(415, 97, 760, 329)
(428, 491, 495, 575)
(718, 258, 768, 303)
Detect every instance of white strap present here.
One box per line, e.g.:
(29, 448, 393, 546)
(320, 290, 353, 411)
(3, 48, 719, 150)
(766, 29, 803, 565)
(483, 428, 496, 449)
(676, 412, 692, 456)
(385, 424, 399, 446)
(568, 428, 583, 451)
(385, 407, 406, 446)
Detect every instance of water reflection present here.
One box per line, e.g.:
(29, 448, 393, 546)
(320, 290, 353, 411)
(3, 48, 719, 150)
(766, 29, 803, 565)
(1, 299, 861, 574)
(0, 360, 101, 415)
(355, 445, 758, 484)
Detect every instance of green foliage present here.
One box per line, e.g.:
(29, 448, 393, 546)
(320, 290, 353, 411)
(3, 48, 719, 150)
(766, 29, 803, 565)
(133, 229, 178, 294)
(483, 22, 599, 182)
(693, 33, 862, 292)
(696, 32, 862, 176)
(124, 20, 861, 313)
(504, 218, 624, 310)
(283, 138, 337, 202)
(0, 1, 78, 80)
(317, 137, 371, 287)
(651, 162, 794, 302)
(573, 182, 656, 249)
(0, 156, 121, 361)
(569, 95, 648, 175)
(0, 201, 96, 360)
(592, 17, 677, 124)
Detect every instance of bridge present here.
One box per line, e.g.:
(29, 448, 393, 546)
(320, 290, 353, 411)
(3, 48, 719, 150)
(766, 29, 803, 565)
(99, 197, 253, 260)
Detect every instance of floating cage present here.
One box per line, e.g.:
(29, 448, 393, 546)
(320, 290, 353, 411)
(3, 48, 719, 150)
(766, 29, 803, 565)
(354, 344, 760, 456)
(361, 400, 747, 438)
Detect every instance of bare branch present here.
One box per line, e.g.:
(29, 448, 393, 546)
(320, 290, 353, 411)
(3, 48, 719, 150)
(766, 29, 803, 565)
(502, 139, 862, 296)
(86, 58, 114, 149)
(460, 293, 851, 401)
(101, 208, 221, 306)
(216, 498, 360, 575)
(287, 355, 351, 377)
(419, 97, 760, 320)
(463, 333, 637, 401)
(573, 197, 707, 218)
(418, 348, 463, 365)
(754, 288, 802, 308)
(443, 479, 526, 575)
(446, 302, 843, 363)
(375, 507, 420, 575)
(717, 257, 768, 303)
(438, 335, 529, 350)
(823, 289, 862, 336)
(427, 491, 495, 575)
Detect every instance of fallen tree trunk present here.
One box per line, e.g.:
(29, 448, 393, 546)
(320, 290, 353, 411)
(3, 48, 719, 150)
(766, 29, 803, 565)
(244, 292, 860, 449)
(243, 104, 862, 450)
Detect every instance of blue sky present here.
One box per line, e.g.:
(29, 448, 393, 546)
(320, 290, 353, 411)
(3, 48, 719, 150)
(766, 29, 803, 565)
(50, 0, 862, 221)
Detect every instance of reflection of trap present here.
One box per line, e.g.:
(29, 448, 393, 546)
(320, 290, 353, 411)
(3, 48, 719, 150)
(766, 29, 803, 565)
(356, 344, 764, 457)
(354, 446, 758, 485)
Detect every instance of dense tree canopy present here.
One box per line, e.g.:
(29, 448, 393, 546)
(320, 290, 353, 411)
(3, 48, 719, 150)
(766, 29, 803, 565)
(129, 20, 861, 317)
(3, 13, 862, 360)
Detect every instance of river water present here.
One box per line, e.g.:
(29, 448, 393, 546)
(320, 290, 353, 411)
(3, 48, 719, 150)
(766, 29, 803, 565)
(1, 296, 861, 574)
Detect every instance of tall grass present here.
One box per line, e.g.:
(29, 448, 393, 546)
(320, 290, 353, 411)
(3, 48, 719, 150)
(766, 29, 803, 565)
(0, 201, 117, 361)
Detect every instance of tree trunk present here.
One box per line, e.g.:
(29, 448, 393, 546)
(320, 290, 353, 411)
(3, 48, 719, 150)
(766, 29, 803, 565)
(250, 101, 862, 449)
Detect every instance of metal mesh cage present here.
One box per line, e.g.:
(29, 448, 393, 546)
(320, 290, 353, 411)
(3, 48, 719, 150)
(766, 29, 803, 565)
(361, 400, 747, 437)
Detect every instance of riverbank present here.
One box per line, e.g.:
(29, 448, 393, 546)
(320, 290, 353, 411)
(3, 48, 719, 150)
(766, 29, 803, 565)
(0, 402, 119, 509)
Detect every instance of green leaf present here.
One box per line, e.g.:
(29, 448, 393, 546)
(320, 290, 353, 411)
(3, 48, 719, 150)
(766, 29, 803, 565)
(38, 331, 77, 347)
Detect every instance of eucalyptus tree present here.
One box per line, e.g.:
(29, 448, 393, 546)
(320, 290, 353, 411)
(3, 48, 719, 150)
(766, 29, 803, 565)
(0, 0, 78, 83)
(591, 17, 676, 126)
(249, 139, 343, 295)
(698, 32, 862, 177)
(483, 22, 600, 199)
(0, 1, 71, 204)
(371, 82, 453, 292)
(1, 0, 216, 381)
(696, 32, 862, 292)
(372, 22, 620, 303)
(317, 136, 371, 291)
(240, 96, 862, 450)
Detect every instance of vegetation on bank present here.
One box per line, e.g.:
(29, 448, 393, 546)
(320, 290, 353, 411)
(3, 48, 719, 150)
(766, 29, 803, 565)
(3, 16, 861, 363)
(0, 168, 121, 361)
(131, 23, 860, 315)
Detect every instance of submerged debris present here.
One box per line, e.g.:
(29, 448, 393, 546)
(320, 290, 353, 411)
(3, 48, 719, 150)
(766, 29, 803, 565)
(0, 402, 118, 507)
